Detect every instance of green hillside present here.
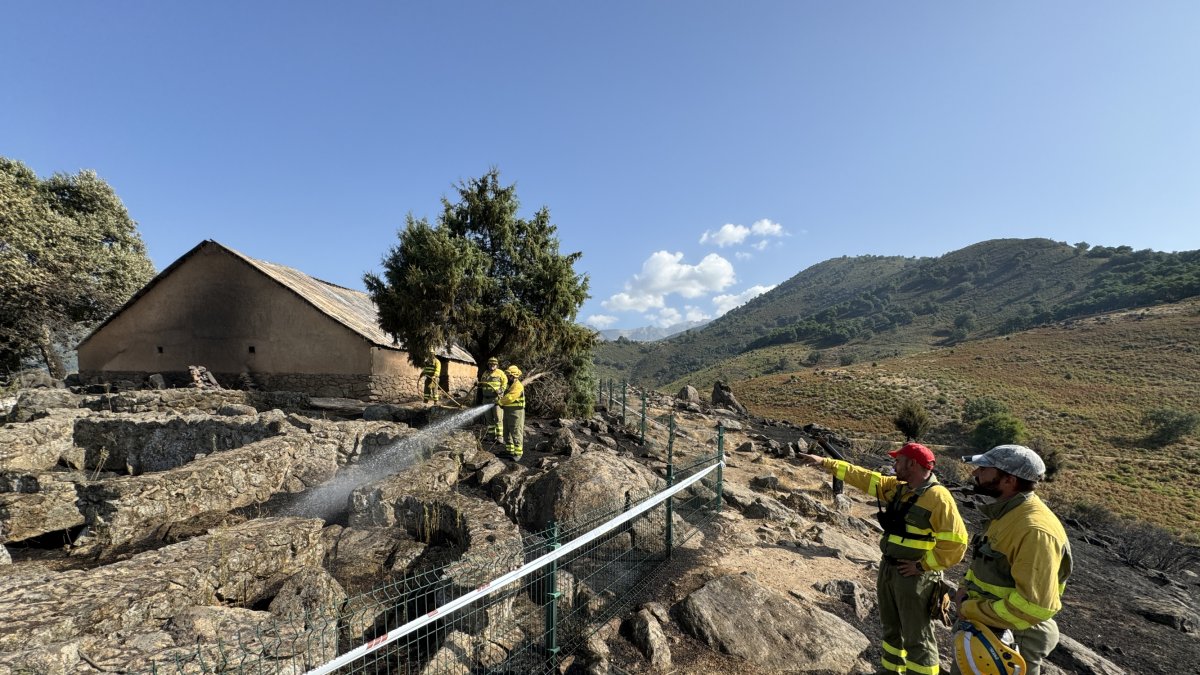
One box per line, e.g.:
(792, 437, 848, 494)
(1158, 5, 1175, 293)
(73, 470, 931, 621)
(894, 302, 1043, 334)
(594, 238, 1200, 390)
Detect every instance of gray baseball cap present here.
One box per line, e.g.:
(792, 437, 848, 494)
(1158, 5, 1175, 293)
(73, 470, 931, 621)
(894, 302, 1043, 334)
(962, 444, 1046, 482)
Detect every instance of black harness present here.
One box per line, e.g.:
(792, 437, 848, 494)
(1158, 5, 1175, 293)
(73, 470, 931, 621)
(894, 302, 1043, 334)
(876, 480, 936, 541)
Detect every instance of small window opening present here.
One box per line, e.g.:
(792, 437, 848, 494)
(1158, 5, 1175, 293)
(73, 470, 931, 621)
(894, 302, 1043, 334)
(157, 346, 163, 354)
(248, 345, 256, 354)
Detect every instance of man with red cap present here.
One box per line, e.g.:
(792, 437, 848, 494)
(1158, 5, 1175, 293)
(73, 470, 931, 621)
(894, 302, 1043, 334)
(798, 442, 967, 674)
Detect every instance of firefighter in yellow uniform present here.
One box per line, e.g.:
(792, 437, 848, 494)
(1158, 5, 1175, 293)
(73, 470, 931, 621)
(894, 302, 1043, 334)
(953, 445, 1071, 675)
(421, 351, 440, 404)
(479, 357, 508, 440)
(498, 365, 525, 459)
(799, 442, 967, 675)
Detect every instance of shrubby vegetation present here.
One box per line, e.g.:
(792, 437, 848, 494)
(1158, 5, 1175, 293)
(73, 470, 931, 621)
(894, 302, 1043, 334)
(962, 396, 1009, 424)
(971, 412, 1027, 449)
(892, 400, 931, 441)
(1141, 407, 1200, 447)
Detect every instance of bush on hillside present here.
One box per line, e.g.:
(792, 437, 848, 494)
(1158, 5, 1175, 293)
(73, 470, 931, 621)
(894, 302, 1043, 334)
(893, 400, 932, 441)
(972, 412, 1027, 449)
(962, 396, 1009, 424)
(1141, 407, 1200, 447)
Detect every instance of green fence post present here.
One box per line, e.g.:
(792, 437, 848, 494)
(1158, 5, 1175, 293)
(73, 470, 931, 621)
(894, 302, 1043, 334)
(620, 380, 627, 426)
(716, 424, 725, 510)
(544, 521, 561, 664)
(608, 379, 613, 408)
(666, 414, 675, 559)
(639, 390, 647, 445)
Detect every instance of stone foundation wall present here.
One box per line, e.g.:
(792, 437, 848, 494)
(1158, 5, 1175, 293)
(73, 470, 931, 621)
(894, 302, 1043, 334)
(79, 388, 310, 414)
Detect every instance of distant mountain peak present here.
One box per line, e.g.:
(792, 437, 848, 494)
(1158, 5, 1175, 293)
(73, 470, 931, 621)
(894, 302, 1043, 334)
(597, 319, 710, 342)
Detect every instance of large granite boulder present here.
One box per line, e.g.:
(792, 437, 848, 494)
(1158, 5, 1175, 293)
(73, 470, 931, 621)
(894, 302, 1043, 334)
(676, 573, 871, 673)
(75, 435, 335, 556)
(0, 517, 325, 654)
(5, 388, 79, 423)
(323, 525, 427, 594)
(710, 382, 748, 415)
(0, 409, 89, 471)
(0, 476, 84, 542)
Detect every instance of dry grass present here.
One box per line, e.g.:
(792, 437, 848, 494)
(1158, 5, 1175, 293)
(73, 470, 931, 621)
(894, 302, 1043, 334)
(732, 299, 1200, 536)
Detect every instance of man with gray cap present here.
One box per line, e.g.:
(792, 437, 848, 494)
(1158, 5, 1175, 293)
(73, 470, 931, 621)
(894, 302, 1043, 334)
(952, 445, 1072, 675)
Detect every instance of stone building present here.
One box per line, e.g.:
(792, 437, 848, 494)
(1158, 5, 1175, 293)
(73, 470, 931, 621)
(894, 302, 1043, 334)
(77, 240, 476, 401)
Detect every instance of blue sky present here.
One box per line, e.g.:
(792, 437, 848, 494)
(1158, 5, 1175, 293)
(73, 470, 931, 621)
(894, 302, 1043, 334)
(4, 2, 1198, 331)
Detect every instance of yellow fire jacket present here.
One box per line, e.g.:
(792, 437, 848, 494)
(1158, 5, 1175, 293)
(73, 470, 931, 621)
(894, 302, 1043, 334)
(821, 458, 968, 572)
(960, 492, 1071, 631)
(498, 379, 524, 408)
(422, 359, 440, 380)
(480, 367, 508, 398)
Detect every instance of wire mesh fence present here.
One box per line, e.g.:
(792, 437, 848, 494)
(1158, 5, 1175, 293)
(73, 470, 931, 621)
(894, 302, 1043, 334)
(131, 420, 723, 675)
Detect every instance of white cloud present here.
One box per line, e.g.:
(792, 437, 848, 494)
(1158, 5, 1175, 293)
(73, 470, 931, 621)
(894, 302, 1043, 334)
(751, 219, 784, 237)
(652, 307, 682, 327)
(734, 251, 753, 260)
(684, 305, 711, 322)
(751, 240, 769, 251)
(603, 291, 662, 312)
(584, 314, 618, 329)
(712, 284, 776, 316)
(699, 223, 749, 247)
(601, 251, 736, 312)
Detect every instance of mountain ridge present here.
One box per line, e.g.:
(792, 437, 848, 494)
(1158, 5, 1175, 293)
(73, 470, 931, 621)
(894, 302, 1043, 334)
(593, 238, 1200, 387)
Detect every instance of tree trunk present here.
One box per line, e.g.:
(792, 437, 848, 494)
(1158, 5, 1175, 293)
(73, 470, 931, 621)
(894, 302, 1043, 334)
(38, 324, 66, 380)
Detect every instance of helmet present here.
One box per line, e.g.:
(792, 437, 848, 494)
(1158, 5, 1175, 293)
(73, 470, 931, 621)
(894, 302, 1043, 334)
(953, 621, 1026, 675)
(487, 357, 499, 366)
(506, 365, 522, 378)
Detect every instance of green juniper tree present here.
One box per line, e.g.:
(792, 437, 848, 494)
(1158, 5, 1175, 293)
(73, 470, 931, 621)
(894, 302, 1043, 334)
(893, 399, 932, 441)
(364, 169, 595, 413)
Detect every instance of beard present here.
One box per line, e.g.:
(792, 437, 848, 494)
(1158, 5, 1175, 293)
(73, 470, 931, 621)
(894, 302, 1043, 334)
(972, 475, 1004, 497)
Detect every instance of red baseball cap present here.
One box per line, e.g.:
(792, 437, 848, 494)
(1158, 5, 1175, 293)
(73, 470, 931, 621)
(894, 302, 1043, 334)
(889, 442, 935, 469)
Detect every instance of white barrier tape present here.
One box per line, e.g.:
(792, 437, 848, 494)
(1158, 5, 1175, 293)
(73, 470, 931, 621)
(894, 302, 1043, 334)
(304, 460, 724, 675)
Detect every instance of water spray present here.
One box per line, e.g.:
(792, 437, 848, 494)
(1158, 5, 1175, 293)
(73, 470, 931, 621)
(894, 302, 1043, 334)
(284, 404, 492, 520)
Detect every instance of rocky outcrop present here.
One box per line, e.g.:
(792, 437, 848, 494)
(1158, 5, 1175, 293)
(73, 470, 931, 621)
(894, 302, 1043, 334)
(68, 410, 290, 474)
(0, 518, 325, 657)
(710, 382, 748, 415)
(4, 389, 79, 423)
(0, 409, 89, 471)
(625, 607, 671, 670)
(814, 579, 876, 620)
(676, 573, 871, 672)
(0, 475, 84, 542)
(1130, 597, 1197, 634)
(323, 525, 428, 594)
(75, 435, 336, 556)
(1048, 635, 1128, 674)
